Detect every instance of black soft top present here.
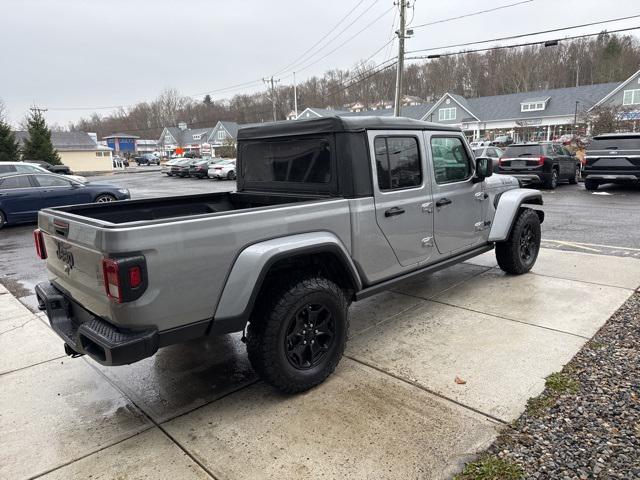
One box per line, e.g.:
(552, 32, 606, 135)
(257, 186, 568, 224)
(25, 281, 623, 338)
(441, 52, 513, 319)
(237, 115, 459, 140)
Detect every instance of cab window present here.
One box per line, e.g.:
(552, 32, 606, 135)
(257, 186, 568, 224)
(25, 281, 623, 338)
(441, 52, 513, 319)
(374, 136, 421, 190)
(430, 137, 473, 184)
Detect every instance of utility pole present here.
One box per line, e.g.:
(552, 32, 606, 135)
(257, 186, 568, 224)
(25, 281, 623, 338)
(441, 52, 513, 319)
(263, 77, 280, 122)
(393, 0, 408, 117)
(293, 72, 298, 119)
(30, 106, 48, 116)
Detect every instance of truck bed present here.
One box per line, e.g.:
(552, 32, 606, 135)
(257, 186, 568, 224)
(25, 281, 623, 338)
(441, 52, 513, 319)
(51, 191, 328, 225)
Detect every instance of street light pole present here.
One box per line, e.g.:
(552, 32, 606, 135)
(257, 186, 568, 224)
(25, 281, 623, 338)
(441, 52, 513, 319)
(393, 0, 407, 117)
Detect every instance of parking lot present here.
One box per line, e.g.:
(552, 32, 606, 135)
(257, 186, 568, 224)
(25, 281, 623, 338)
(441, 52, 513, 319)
(1, 171, 640, 479)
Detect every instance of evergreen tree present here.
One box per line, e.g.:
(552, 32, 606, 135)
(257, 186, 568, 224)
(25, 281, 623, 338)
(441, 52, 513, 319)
(21, 110, 61, 164)
(203, 94, 212, 105)
(0, 119, 19, 162)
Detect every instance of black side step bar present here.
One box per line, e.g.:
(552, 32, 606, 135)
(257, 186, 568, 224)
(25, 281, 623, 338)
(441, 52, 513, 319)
(354, 244, 493, 301)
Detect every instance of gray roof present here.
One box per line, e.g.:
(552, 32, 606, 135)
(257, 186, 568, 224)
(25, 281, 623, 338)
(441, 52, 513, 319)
(14, 131, 99, 151)
(219, 121, 240, 138)
(460, 82, 620, 121)
(163, 126, 214, 146)
(302, 81, 622, 124)
(102, 133, 140, 139)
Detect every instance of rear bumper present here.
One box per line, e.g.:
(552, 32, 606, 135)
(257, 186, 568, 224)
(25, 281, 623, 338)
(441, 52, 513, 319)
(496, 171, 550, 184)
(35, 282, 158, 366)
(582, 171, 639, 183)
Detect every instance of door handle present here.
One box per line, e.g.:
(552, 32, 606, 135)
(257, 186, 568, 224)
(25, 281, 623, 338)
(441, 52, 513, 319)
(436, 198, 453, 207)
(384, 206, 406, 217)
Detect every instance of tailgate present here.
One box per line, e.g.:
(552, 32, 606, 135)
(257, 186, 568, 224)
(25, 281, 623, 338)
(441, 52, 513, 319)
(584, 150, 640, 171)
(38, 211, 110, 319)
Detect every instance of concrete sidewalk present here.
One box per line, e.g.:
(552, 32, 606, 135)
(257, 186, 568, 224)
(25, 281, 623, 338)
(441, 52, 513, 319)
(1, 248, 639, 479)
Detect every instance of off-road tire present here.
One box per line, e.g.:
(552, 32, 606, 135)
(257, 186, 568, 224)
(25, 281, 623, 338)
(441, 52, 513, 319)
(495, 208, 541, 274)
(246, 276, 349, 393)
(569, 165, 580, 184)
(584, 179, 599, 191)
(544, 169, 558, 189)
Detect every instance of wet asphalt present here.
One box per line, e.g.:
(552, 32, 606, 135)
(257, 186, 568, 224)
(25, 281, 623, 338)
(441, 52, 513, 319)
(0, 170, 638, 311)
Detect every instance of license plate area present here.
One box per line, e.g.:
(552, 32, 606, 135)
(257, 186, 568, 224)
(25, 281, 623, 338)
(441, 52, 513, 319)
(511, 160, 526, 168)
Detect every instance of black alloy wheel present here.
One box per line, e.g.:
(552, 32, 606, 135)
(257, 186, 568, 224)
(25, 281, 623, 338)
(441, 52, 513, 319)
(284, 303, 335, 370)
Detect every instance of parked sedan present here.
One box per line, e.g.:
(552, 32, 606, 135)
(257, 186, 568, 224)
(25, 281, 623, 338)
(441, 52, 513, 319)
(162, 157, 186, 176)
(496, 142, 581, 189)
(0, 161, 87, 183)
(0, 173, 130, 229)
(169, 158, 194, 177)
(189, 159, 218, 178)
(472, 145, 503, 169)
(171, 158, 201, 177)
(208, 159, 236, 180)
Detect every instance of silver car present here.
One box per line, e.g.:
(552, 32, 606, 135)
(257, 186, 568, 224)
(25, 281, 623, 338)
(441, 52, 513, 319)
(472, 145, 504, 169)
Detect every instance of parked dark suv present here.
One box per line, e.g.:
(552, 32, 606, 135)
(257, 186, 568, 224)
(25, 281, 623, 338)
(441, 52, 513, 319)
(496, 142, 581, 189)
(583, 133, 640, 190)
(135, 153, 160, 165)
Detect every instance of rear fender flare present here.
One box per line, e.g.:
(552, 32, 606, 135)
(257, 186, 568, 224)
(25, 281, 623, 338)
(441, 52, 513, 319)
(489, 189, 543, 242)
(212, 232, 361, 333)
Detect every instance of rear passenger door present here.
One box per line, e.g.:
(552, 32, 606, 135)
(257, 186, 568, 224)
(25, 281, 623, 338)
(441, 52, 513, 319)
(427, 134, 484, 255)
(0, 175, 41, 222)
(368, 131, 434, 267)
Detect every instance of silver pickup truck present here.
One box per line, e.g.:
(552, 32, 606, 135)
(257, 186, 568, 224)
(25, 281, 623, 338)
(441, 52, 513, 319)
(35, 116, 543, 393)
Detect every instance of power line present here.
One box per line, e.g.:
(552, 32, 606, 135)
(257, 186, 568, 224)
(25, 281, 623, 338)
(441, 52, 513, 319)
(412, 0, 533, 29)
(407, 13, 640, 54)
(406, 25, 640, 59)
(326, 58, 398, 97)
(293, 5, 396, 75)
(270, 0, 370, 77)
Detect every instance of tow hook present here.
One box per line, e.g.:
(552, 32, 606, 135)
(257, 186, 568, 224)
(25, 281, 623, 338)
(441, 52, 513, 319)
(64, 343, 84, 358)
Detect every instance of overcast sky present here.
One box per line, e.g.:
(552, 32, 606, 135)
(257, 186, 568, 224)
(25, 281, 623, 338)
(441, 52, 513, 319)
(1, 0, 639, 127)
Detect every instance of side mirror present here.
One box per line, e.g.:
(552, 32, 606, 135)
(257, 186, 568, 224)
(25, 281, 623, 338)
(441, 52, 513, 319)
(474, 156, 493, 182)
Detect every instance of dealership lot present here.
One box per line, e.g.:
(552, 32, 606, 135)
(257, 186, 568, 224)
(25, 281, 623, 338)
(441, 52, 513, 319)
(1, 171, 640, 479)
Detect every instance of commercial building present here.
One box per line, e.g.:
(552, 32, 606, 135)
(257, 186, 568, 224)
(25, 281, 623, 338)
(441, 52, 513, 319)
(15, 131, 113, 173)
(296, 69, 640, 142)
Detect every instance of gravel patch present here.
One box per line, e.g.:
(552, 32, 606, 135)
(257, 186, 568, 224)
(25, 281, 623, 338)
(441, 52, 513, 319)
(458, 292, 640, 479)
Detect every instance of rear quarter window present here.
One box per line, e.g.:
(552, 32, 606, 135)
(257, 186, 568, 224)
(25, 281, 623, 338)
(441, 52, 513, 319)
(0, 176, 32, 189)
(241, 137, 331, 184)
(0, 164, 17, 174)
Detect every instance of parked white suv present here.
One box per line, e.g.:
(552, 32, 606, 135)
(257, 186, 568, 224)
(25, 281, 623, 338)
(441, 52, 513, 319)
(208, 159, 236, 180)
(0, 162, 87, 183)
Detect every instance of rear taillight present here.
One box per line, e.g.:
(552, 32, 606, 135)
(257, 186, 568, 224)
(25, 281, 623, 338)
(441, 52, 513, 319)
(537, 156, 548, 166)
(34, 229, 47, 259)
(498, 157, 505, 165)
(102, 258, 122, 302)
(102, 256, 147, 303)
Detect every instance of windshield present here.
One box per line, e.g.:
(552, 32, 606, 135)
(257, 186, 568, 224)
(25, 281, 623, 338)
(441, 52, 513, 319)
(589, 137, 640, 151)
(472, 148, 484, 156)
